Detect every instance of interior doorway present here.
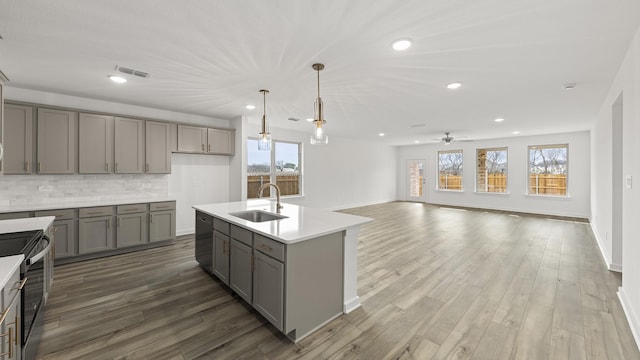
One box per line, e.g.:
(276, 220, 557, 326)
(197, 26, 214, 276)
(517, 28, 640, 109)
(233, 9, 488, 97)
(407, 159, 427, 202)
(612, 92, 623, 272)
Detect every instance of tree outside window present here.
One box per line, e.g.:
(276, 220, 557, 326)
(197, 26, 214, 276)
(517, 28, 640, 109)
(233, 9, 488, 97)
(438, 150, 463, 190)
(528, 144, 568, 196)
(476, 148, 508, 193)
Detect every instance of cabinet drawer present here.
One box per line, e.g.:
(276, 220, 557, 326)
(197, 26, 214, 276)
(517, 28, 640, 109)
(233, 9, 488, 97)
(230, 225, 252, 246)
(213, 218, 230, 235)
(0, 212, 32, 220)
(35, 208, 75, 220)
(149, 201, 176, 211)
(117, 204, 147, 214)
(79, 206, 114, 218)
(254, 234, 285, 262)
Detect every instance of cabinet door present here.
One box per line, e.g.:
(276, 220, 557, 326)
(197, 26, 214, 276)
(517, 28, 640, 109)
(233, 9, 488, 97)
(116, 213, 148, 248)
(37, 108, 76, 174)
(78, 216, 114, 254)
(177, 125, 206, 153)
(3, 104, 34, 174)
(79, 113, 113, 174)
(207, 128, 234, 155)
(212, 230, 230, 285)
(145, 121, 171, 173)
(149, 210, 175, 242)
(114, 117, 144, 173)
(52, 219, 76, 259)
(230, 239, 253, 304)
(253, 250, 284, 330)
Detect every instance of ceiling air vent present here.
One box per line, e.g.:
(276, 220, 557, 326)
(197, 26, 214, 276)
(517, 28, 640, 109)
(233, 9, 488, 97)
(115, 65, 151, 79)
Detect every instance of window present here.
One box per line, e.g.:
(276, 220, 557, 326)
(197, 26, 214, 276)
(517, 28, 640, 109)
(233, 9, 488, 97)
(528, 144, 568, 196)
(476, 147, 508, 193)
(438, 150, 463, 190)
(247, 139, 301, 198)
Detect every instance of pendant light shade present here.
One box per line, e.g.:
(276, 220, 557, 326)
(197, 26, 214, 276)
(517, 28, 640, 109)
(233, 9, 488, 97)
(310, 63, 328, 145)
(258, 89, 272, 151)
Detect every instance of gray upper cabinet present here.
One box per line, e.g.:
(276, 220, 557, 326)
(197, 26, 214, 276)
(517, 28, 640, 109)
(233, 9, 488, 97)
(3, 104, 34, 174)
(37, 108, 77, 174)
(114, 117, 144, 173)
(79, 113, 113, 174)
(177, 124, 207, 153)
(145, 121, 171, 174)
(207, 128, 235, 155)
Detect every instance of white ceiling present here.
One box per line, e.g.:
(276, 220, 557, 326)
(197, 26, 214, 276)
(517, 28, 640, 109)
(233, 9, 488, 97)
(1, 0, 639, 145)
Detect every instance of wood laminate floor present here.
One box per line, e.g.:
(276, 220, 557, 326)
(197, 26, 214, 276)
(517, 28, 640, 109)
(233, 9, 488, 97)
(38, 202, 640, 359)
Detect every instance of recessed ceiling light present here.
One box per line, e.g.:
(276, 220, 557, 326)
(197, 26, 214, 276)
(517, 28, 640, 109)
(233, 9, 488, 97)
(447, 82, 462, 90)
(392, 39, 412, 51)
(306, 118, 314, 122)
(562, 83, 577, 90)
(108, 75, 127, 84)
(494, 118, 505, 122)
(245, 104, 256, 110)
(379, 133, 385, 137)
(414, 140, 420, 144)
(512, 131, 520, 135)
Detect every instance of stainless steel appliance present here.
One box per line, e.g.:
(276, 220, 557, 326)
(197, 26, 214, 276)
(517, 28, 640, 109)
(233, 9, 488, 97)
(0, 230, 51, 360)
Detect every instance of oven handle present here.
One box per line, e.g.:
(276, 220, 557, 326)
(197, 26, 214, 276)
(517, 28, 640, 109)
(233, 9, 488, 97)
(26, 236, 51, 266)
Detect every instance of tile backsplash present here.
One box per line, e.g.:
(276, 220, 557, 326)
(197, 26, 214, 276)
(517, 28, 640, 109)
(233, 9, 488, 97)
(0, 174, 168, 207)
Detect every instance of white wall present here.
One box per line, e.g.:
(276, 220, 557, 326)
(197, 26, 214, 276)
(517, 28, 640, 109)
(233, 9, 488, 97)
(168, 153, 229, 235)
(246, 123, 397, 210)
(592, 24, 640, 346)
(396, 131, 591, 218)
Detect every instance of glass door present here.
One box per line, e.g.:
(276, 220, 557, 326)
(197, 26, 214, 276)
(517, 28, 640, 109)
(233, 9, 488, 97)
(407, 159, 426, 202)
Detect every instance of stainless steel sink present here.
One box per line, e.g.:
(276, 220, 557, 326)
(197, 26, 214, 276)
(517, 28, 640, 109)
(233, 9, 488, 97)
(229, 210, 288, 223)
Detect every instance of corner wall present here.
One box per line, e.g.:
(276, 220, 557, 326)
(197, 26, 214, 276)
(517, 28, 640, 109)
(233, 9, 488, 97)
(592, 24, 640, 346)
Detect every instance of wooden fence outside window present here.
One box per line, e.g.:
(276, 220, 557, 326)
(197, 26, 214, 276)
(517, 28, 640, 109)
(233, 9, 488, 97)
(247, 174, 300, 198)
(438, 174, 567, 195)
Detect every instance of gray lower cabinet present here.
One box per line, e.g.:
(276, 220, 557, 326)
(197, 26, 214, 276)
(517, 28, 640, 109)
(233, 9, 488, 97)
(213, 230, 230, 285)
(253, 249, 285, 331)
(3, 103, 34, 174)
(51, 219, 76, 259)
(0, 264, 21, 360)
(78, 207, 115, 254)
(229, 239, 253, 304)
(37, 108, 77, 174)
(149, 210, 175, 242)
(116, 213, 148, 248)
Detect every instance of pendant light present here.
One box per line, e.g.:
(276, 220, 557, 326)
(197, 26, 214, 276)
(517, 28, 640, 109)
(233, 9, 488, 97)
(258, 89, 272, 151)
(310, 63, 328, 145)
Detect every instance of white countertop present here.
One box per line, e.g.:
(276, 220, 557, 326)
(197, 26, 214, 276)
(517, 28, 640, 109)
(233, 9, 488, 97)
(0, 197, 176, 214)
(0, 216, 56, 234)
(193, 200, 373, 244)
(0, 255, 24, 290)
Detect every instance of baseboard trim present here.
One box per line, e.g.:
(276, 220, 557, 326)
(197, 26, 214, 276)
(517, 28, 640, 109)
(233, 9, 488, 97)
(610, 263, 623, 273)
(177, 228, 194, 236)
(589, 222, 621, 272)
(618, 287, 640, 353)
(343, 296, 362, 314)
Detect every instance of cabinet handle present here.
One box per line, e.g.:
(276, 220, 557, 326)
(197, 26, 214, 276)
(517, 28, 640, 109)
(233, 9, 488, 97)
(146, 163, 150, 172)
(86, 212, 102, 215)
(38, 161, 41, 172)
(258, 244, 272, 252)
(150, 214, 153, 223)
(117, 218, 120, 227)
(208, 144, 211, 152)
(155, 206, 170, 209)
(115, 163, 118, 172)
(15, 278, 28, 290)
(15, 314, 19, 347)
(105, 162, 108, 172)
(201, 144, 205, 151)
(0, 326, 14, 358)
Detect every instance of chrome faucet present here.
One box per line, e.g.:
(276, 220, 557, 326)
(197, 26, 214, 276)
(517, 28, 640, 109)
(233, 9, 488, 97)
(257, 183, 283, 213)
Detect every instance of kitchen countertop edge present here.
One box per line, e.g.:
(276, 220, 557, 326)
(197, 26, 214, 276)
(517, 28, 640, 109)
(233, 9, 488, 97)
(0, 197, 177, 214)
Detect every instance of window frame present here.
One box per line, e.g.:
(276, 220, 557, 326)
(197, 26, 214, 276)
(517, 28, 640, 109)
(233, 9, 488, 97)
(437, 149, 464, 192)
(247, 137, 303, 199)
(527, 144, 569, 197)
(475, 147, 509, 194)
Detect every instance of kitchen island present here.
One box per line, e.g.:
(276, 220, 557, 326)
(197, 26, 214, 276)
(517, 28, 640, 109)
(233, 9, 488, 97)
(193, 200, 372, 342)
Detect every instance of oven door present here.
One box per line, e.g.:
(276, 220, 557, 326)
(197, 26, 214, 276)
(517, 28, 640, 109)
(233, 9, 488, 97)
(22, 235, 50, 358)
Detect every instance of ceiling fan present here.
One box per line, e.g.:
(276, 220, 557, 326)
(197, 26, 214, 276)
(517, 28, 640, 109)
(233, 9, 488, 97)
(432, 132, 471, 145)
